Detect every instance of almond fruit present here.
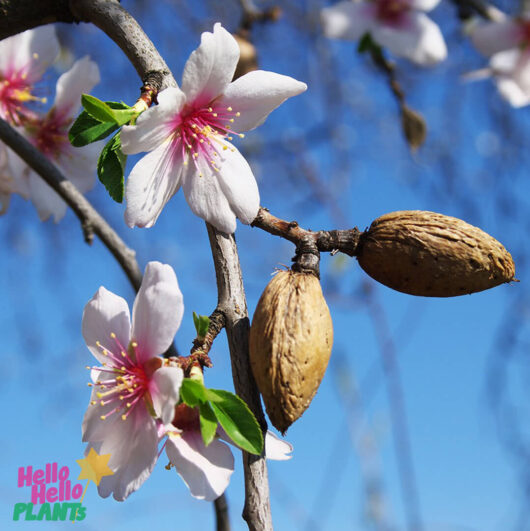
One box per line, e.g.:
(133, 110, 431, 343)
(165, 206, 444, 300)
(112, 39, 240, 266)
(249, 270, 333, 433)
(357, 210, 515, 297)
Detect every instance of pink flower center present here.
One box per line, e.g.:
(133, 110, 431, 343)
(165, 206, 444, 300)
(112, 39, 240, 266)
(519, 20, 530, 48)
(374, 0, 410, 26)
(88, 333, 158, 422)
(170, 105, 243, 176)
(27, 110, 70, 159)
(0, 71, 45, 125)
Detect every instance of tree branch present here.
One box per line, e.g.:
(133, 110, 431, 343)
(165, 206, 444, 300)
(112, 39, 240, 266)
(251, 206, 362, 257)
(214, 493, 231, 531)
(0, 0, 75, 40)
(207, 223, 272, 531)
(69, 0, 176, 92)
(0, 117, 143, 292)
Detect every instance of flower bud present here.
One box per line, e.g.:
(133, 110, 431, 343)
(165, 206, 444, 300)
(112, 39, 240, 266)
(249, 270, 333, 433)
(357, 210, 516, 297)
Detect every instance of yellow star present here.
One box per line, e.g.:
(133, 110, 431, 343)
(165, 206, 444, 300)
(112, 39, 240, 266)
(76, 448, 114, 486)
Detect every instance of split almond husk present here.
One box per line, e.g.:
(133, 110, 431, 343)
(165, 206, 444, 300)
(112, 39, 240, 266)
(357, 210, 516, 297)
(249, 270, 333, 433)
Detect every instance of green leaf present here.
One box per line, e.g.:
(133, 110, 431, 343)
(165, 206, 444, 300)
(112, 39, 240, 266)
(111, 108, 138, 126)
(199, 402, 218, 446)
(192, 312, 210, 339)
(207, 389, 263, 455)
(81, 95, 137, 126)
(81, 94, 117, 123)
(180, 379, 208, 407)
(97, 132, 127, 203)
(69, 112, 119, 147)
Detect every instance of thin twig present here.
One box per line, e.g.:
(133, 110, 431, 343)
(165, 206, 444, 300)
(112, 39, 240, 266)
(251, 206, 362, 257)
(214, 493, 231, 531)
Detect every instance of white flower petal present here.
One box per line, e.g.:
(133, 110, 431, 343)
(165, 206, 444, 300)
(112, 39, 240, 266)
(216, 144, 259, 225)
(181, 23, 239, 107)
(4, 148, 30, 198)
(471, 19, 522, 58)
(54, 56, 100, 119)
(181, 154, 237, 233)
(218, 71, 307, 132)
(264, 431, 293, 461)
(121, 87, 186, 155)
(321, 1, 375, 40)
(166, 431, 234, 501)
(131, 261, 184, 363)
(28, 171, 67, 222)
(56, 143, 98, 194)
(496, 76, 530, 107)
(490, 48, 521, 75)
(372, 12, 447, 65)
(150, 366, 184, 424)
(0, 26, 59, 82)
(124, 140, 183, 228)
(82, 373, 123, 443)
(93, 407, 159, 501)
(82, 286, 131, 365)
(409, 0, 441, 12)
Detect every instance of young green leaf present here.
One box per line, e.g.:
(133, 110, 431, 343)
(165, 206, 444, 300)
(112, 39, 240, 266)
(207, 389, 263, 455)
(81, 94, 117, 123)
(180, 378, 208, 407)
(199, 402, 218, 446)
(97, 132, 127, 203)
(192, 312, 210, 339)
(69, 112, 119, 147)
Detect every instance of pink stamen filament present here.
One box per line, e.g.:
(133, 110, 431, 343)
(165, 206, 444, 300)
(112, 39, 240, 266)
(172, 106, 244, 176)
(88, 332, 150, 422)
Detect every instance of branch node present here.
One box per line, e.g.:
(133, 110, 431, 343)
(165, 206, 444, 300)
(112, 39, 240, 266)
(81, 219, 95, 245)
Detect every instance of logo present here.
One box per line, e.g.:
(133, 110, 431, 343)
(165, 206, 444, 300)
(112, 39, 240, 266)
(13, 449, 114, 522)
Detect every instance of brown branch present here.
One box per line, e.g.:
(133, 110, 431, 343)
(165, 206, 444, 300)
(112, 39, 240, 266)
(0, 117, 143, 292)
(0, 0, 75, 40)
(69, 0, 176, 92)
(206, 223, 272, 531)
(214, 493, 231, 531)
(251, 206, 362, 257)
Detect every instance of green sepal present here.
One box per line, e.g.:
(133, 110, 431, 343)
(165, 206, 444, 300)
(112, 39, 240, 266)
(97, 132, 126, 203)
(207, 389, 263, 455)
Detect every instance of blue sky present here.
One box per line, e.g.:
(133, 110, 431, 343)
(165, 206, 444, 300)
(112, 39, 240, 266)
(1, 1, 529, 529)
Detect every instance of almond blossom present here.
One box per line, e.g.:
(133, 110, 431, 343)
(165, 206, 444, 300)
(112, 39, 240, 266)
(471, 14, 530, 107)
(82, 261, 185, 501)
(164, 405, 293, 501)
(321, 0, 447, 66)
(120, 23, 307, 234)
(7, 56, 100, 221)
(0, 25, 59, 125)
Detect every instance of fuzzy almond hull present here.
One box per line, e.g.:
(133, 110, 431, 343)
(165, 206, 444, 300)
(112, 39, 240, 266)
(249, 270, 333, 433)
(357, 210, 515, 297)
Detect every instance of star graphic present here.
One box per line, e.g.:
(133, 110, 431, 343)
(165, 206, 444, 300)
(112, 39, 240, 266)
(76, 448, 114, 486)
